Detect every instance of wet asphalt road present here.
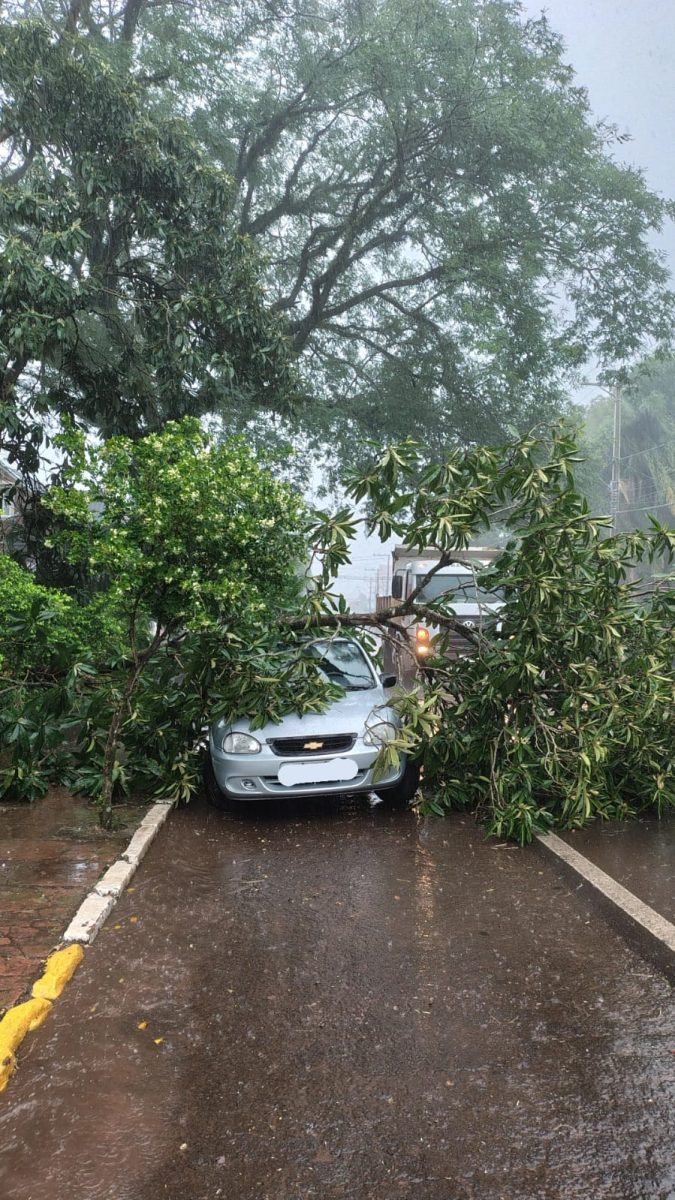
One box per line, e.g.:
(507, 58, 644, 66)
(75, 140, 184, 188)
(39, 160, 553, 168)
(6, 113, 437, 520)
(560, 817, 675, 924)
(1, 795, 673, 1200)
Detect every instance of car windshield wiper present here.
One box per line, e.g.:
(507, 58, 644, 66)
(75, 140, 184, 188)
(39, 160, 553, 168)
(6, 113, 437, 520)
(317, 666, 373, 689)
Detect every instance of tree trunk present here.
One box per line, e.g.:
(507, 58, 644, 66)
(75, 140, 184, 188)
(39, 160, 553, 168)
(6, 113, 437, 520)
(98, 661, 143, 829)
(98, 625, 164, 829)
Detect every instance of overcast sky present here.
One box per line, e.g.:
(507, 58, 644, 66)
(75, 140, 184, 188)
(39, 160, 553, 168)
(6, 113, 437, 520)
(340, 1, 675, 607)
(522, 0, 675, 269)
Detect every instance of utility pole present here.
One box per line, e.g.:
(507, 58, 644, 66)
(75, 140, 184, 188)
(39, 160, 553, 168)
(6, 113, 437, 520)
(582, 379, 622, 534)
(610, 386, 622, 534)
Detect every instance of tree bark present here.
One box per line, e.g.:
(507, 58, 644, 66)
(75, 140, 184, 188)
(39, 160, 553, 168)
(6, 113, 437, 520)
(98, 660, 144, 829)
(281, 602, 483, 649)
(65, 0, 86, 34)
(98, 624, 164, 829)
(121, 0, 146, 43)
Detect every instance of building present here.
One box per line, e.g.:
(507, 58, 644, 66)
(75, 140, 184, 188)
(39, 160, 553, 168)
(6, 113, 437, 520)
(0, 461, 21, 553)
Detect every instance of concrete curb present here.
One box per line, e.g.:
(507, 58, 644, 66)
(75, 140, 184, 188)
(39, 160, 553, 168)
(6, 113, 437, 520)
(0, 800, 173, 1093)
(62, 801, 173, 943)
(535, 831, 675, 984)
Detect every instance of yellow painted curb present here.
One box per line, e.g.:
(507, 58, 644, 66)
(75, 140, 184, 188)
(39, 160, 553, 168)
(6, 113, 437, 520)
(0, 1050, 16, 1092)
(32, 944, 85, 1002)
(0, 998, 53, 1092)
(1, 997, 52, 1048)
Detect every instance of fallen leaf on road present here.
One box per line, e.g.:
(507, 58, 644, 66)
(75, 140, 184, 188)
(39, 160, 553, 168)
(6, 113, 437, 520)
(137, 1021, 148, 1030)
(129, 916, 139, 924)
(154, 1037, 163, 1045)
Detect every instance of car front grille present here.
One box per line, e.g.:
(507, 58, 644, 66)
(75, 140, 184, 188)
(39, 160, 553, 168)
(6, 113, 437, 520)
(268, 733, 356, 757)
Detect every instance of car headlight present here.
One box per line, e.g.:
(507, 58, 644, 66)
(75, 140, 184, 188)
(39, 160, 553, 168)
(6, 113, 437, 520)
(363, 719, 397, 747)
(223, 731, 262, 754)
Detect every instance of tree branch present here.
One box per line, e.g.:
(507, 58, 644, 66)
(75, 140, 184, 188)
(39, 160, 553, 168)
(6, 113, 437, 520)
(1, 145, 35, 186)
(281, 603, 483, 648)
(121, 0, 146, 43)
(320, 265, 445, 323)
(65, 0, 84, 34)
(281, 546, 488, 651)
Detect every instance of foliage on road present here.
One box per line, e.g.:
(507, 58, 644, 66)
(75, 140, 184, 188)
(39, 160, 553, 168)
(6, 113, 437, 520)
(305, 427, 675, 842)
(1, 419, 673, 840)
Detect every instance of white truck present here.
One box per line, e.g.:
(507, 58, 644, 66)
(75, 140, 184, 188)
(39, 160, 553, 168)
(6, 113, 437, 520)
(376, 545, 502, 680)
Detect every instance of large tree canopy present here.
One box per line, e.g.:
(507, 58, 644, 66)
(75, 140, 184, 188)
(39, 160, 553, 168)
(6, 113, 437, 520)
(3, 0, 675, 462)
(0, 15, 298, 471)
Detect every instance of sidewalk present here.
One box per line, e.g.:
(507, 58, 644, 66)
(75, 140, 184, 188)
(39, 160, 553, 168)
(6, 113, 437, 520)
(0, 788, 145, 1012)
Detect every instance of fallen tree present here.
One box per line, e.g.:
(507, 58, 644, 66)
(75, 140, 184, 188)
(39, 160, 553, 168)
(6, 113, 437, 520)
(1, 422, 672, 840)
(297, 427, 675, 841)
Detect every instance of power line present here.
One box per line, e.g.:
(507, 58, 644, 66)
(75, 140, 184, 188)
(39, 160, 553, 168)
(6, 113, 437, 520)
(617, 499, 675, 515)
(619, 435, 675, 462)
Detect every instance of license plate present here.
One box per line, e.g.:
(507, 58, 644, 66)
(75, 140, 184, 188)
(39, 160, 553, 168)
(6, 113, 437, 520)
(277, 758, 359, 787)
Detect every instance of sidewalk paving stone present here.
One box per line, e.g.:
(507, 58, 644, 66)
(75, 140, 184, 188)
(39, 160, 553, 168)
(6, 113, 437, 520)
(0, 788, 146, 1012)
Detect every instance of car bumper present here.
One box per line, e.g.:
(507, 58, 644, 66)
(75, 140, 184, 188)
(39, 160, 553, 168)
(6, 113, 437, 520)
(209, 735, 405, 799)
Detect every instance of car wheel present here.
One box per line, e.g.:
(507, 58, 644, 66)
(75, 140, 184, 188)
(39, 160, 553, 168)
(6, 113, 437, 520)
(375, 760, 420, 807)
(203, 756, 233, 810)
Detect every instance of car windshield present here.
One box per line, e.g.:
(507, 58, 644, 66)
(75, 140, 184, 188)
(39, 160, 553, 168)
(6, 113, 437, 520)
(416, 572, 503, 604)
(308, 640, 376, 690)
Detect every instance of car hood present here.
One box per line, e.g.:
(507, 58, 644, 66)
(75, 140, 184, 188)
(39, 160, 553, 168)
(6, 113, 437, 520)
(216, 686, 397, 742)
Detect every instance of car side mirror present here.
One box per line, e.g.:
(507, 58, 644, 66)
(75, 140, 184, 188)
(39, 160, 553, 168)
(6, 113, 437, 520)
(391, 575, 403, 599)
(380, 672, 397, 689)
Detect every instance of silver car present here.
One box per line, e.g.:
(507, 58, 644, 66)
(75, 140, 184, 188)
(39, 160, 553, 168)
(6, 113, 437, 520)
(205, 638, 419, 807)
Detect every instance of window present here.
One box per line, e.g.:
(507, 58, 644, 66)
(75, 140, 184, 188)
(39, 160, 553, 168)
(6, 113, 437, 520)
(415, 572, 502, 604)
(308, 640, 377, 690)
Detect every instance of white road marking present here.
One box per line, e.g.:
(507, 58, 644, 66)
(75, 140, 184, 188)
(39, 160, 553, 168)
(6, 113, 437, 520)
(536, 831, 675, 959)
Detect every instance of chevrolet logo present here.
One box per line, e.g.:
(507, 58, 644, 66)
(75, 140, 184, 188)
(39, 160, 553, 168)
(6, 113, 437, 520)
(303, 740, 324, 750)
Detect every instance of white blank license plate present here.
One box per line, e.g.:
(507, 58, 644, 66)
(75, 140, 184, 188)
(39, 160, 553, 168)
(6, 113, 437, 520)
(278, 758, 359, 787)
